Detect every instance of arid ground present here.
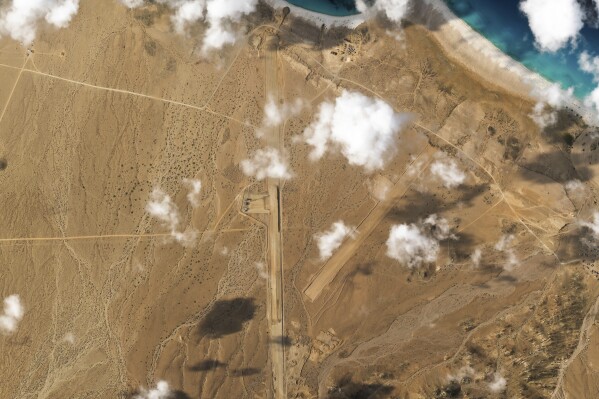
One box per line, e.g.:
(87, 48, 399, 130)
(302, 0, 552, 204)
(1, 1, 599, 398)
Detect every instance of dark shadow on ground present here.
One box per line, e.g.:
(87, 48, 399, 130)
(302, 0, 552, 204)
(518, 150, 589, 183)
(171, 391, 192, 399)
(348, 262, 374, 278)
(556, 224, 599, 263)
(270, 335, 293, 347)
(188, 359, 226, 372)
(198, 298, 256, 339)
(446, 231, 476, 263)
(124, 388, 191, 399)
(434, 380, 462, 399)
(231, 368, 261, 377)
(266, 15, 368, 52)
(386, 184, 490, 224)
(326, 374, 394, 399)
(261, 0, 462, 52)
(496, 274, 518, 283)
(518, 118, 598, 185)
(542, 109, 586, 146)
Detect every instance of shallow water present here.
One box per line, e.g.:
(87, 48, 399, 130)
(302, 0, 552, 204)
(445, 0, 599, 99)
(284, 0, 359, 16)
(286, 0, 599, 99)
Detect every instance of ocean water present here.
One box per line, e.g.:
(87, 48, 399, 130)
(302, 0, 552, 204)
(285, 0, 599, 99)
(285, 0, 359, 16)
(445, 0, 599, 99)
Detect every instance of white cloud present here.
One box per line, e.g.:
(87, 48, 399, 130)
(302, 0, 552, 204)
(368, 177, 392, 201)
(580, 211, 599, 239)
(579, 51, 599, 81)
(146, 187, 197, 246)
(202, 0, 258, 53)
(256, 95, 305, 138)
(62, 332, 76, 344)
(119, 0, 145, 8)
(386, 214, 454, 268)
(577, 52, 599, 114)
(529, 83, 575, 128)
(470, 248, 482, 268)
(302, 90, 412, 172)
(488, 373, 507, 393)
(314, 221, 356, 261)
(0, 0, 80, 45)
(263, 95, 304, 128)
(519, 0, 584, 52)
(448, 365, 475, 382)
(240, 147, 292, 180)
(532, 83, 575, 109)
(120, 0, 258, 53)
(170, 0, 205, 35)
(0, 294, 24, 334)
(182, 178, 202, 208)
(494, 234, 519, 270)
(386, 224, 438, 268)
(565, 179, 585, 193)
(254, 261, 268, 279)
(584, 86, 599, 114)
(430, 159, 466, 188)
(356, 0, 411, 23)
(134, 381, 172, 399)
(530, 103, 558, 129)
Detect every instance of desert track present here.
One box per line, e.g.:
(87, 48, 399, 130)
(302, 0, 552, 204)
(264, 32, 287, 399)
(304, 146, 438, 302)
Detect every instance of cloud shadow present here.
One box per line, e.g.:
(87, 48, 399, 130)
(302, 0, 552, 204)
(188, 359, 226, 372)
(198, 298, 256, 339)
(386, 184, 490, 224)
(270, 335, 293, 347)
(326, 374, 394, 399)
(231, 367, 261, 377)
(556, 224, 599, 263)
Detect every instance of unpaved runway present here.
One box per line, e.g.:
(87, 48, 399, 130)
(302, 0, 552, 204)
(304, 145, 438, 302)
(264, 32, 286, 399)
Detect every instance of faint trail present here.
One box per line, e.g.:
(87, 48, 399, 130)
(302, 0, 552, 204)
(0, 61, 204, 109)
(0, 228, 251, 244)
(0, 56, 29, 131)
(264, 33, 287, 399)
(457, 199, 503, 233)
(211, 183, 256, 230)
(551, 292, 599, 399)
(268, 22, 560, 262)
(0, 62, 258, 129)
(414, 122, 560, 262)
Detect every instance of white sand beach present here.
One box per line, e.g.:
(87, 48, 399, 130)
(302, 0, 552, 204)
(268, 0, 596, 125)
(414, 0, 596, 125)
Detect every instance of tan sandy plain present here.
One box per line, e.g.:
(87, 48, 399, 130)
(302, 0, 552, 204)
(0, 1, 599, 399)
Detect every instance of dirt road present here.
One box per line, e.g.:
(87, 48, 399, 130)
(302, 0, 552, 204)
(304, 146, 438, 302)
(264, 32, 287, 399)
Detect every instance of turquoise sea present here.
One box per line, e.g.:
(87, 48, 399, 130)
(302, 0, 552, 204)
(285, 0, 360, 16)
(286, 0, 599, 99)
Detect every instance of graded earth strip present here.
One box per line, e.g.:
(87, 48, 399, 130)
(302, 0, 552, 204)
(304, 145, 438, 302)
(264, 32, 287, 399)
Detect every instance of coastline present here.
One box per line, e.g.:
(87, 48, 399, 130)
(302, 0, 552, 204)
(265, 0, 366, 28)
(412, 0, 597, 126)
(266, 0, 597, 126)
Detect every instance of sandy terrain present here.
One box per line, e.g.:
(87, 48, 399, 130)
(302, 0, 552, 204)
(0, 1, 598, 399)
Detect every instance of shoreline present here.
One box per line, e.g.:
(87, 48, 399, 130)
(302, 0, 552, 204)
(265, 0, 366, 28)
(266, 0, 597, 126)
(412, 0, 596, 126)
